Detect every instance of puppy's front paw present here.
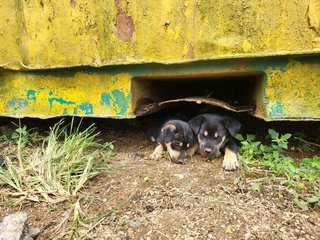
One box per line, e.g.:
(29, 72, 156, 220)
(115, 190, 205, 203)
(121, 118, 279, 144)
(186, 143, 198, 157)
(149, 144, 163, 161)
(149, 151, 161, 161)
(222, 148, 239, 171)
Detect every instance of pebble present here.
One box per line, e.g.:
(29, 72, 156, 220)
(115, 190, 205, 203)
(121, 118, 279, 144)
(0, 212, 40, 240)
(128, 219, 141, 229)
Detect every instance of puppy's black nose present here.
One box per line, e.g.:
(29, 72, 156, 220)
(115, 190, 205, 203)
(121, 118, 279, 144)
(204, 148, 212, 154)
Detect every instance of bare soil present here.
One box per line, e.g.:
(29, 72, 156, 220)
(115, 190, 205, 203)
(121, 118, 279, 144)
(0, 119, 320, 240)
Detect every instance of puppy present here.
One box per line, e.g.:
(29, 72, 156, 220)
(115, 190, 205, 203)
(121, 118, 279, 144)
(188, 113, 241, 170)
(149, 120, 198, 164)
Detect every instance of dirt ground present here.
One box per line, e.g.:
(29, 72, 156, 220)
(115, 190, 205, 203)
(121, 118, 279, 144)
(0, 117, 320, 240)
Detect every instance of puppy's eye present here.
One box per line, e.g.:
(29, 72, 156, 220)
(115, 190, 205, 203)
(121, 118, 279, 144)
(214, 132, 219, 138)
(174, 144, 181, 150)
(187, 143, 190, 148)
(203, 131, 208, 137)
(179, 142, 183, 147)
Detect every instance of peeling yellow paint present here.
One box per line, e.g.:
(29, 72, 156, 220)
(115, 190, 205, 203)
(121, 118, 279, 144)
(242, 40, 251, 53)
(0, 71, 134, 118)
(203, 17, 209, 28)
(265, 60, 320, 119)
(174, 27, 181, 41)
(265, 31, 271, 48)
(0, 0, 320, 70)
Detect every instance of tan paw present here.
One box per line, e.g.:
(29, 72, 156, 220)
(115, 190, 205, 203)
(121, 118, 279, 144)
(149, 151, 161, 160)
(149, 144, 163, 161)
(222, 148, 239, 171)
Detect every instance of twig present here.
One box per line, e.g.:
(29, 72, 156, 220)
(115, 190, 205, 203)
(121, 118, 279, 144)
(293, 137, 320, 147)
(301, 216, 320, 238)
(155, 229, 171, 239)
(80, 214, 105, 239)
(280, 213, 299, 226)
(249, 168, 274, 174)
(246, 177, 286, 183)
(50, 209, 72, 236)
(220, 187, 238, 204)
(80, 195, 132, 239)
(269, 213, 299, 235)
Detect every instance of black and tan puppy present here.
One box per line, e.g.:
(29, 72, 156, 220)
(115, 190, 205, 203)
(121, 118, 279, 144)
(188, 113, 241, 170)
(149, 120, 198, 164)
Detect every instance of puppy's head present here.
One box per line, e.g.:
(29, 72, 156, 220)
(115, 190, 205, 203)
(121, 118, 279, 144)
(157, 120, 195, 164)
(189, 114, 241, 158)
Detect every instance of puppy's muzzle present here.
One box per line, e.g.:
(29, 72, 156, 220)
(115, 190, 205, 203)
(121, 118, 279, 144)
(201, 147, 221, 158)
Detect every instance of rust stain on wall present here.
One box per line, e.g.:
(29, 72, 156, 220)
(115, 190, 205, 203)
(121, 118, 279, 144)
(115, 10, 135, 42)
(70, 0, 76, 8)
(308, 0, 320, 34)
(188, 43, 195, 59)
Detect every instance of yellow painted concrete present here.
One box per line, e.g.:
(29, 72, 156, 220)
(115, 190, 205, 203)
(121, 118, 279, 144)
(0, 71, 133, 118)
(265, 60, 320, 119)
(0, 0, 319, 70)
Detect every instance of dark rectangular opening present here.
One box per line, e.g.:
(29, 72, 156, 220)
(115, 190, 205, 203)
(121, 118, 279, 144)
(132, 72, 265, 115)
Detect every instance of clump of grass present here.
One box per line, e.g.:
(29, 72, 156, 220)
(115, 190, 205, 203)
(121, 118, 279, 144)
(236, 129, 320, 210)
(0, 119, 114, 204)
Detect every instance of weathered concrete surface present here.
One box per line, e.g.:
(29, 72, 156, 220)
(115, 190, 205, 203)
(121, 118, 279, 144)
(0, 0, 319, 70)
(0, 1, 319, 120)
(0, 56, 319, 120)
(0, 70, 133, 118)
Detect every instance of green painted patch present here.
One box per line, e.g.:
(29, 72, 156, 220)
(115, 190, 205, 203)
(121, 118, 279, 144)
(48, 97, 76, 109)
(269, 102, 284, 118)
(27, 90, 37, 101)
(111, 90, 131, 116)
(78, 102, 94, 115)
(100, 93, 111, 107)
(7, 97, 28, 111)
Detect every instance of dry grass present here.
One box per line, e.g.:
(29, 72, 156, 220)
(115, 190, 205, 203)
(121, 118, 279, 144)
(0, 119, 114, 204)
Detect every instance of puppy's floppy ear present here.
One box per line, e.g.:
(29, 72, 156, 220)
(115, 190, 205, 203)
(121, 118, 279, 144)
(157, 124, 176, 144)
(188, 115, 205, 134)
(222, 117, 241, 137)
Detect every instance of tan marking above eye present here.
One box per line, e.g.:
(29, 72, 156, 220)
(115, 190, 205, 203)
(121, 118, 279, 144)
(204, 131, 208, 136)
(162, 124, 176, 131)
(214, 132, 219, 138)
(179, 142, 183, 147)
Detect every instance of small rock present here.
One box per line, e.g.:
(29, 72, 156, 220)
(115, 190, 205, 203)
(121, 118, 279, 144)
(128, 219, 141, 229)
(0, 212, 40, 240)
(23, 228, 41, 240)
(144, 205, 155, 213)
(132, 153, 145, 162)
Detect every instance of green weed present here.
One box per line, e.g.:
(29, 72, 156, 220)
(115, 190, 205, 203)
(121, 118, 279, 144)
(236, 129, 320, 210)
